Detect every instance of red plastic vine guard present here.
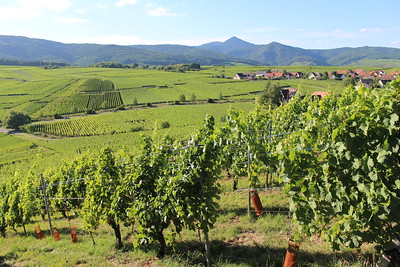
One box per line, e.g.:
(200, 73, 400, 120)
(283, 241, 300, 267)
(70, 227, 78, 243)
(35, 225, 44, 240)
(251, 190, 263, 216)
(53, 228, 61, 241)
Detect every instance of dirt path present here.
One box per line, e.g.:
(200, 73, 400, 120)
(0, 127, 59, 141)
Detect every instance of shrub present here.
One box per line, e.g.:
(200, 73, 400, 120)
(86, 109, 96, 114)
(206, 98, 215, 103)
(160, 121, 170, 129)
(130, 126, 145, 132)
(146, 103, 153, 107)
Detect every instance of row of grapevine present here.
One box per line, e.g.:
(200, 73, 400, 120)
(81, 79, 115, 92)
(1, 116, 222, 262)
(25, 115, 126, 136)
(86, 91, 122, 110)
(36, 91, 123, 116)
(219, 79, 400, 253)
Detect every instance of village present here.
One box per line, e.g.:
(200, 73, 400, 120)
(233, 68, 400, 88)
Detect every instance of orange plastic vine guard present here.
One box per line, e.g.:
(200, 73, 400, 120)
(251, 191, 263, 216)
(283, 241, 300, 267)
(70, 227, 78, 243)
(35, 225, 44, 240)
(53, 228, 61, 241)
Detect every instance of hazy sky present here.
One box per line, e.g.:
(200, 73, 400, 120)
(0, 0, 399, 49)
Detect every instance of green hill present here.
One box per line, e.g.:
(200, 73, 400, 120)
(1, 35, 400, 67)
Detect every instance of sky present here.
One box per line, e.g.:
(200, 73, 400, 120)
(0, 0, 399, 49)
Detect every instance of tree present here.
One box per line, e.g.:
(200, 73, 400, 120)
(256, 82, 281, 107)
(179, 94, 186, 102)
(343, 76, 356, 87)
(2, 111, 31, 130)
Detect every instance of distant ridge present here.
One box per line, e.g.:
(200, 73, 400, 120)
(1, 35, 400, 67)
(198, 37, 400, 67)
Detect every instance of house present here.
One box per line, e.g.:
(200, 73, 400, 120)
(379, 76, 395, 87)
(244, 72, 256, 80)
(308, 72, 322, 80)
(389, 71, 399, 78)
(285, 72, 294, 79)
(291, 72, 303, 79)
(273, 72, 285, 79)
(311, 91, 329, 99)
(233, 73, 247, 80)
(265, 73, 275, 79)
(354, 69, 367, 76)
(359, 78, 374, 87)
(281, 88, 298, 102)
(255, 71, 267, 77)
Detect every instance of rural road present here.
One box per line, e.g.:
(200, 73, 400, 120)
(0, 127, 57, 141)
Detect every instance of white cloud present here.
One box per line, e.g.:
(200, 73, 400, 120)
(54, 17, 89, 23)
(18, 0, 72, 12)
(0, 7, 41, 19)
(359, 27, 400, 34)
(115, 0, 138, 7)
(148, 7, 177, 17)
(97, 4, 108, 9)
(75, 8, 85, 14)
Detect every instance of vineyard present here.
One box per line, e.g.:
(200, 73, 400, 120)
(36, 79, 123, 115)
(0, 65, 350, 119)
(23, 102, 254, 137)
(0, 79, 399, 266)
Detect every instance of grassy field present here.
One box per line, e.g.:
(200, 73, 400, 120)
(0, 177, 374, 267)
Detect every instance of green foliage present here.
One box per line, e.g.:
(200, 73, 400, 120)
(255, 81, 281, 107)
(130, 125, 144, 132)
(277, 82, 400, 250)
(179, 94, 186, 102)
(81, 147, 127, 248)
(343, 76, 356, 87)
(172, 116, 222, 233)
(3, 110, 31, 130)
(122, 136, 176, 256)
(160, 121, 170, 129)
(89, 62, 137, 68)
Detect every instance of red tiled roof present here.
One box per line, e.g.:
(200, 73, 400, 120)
(311, 91, 329, 98)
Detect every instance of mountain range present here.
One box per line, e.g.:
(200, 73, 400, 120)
(1, 35, 400, 67)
